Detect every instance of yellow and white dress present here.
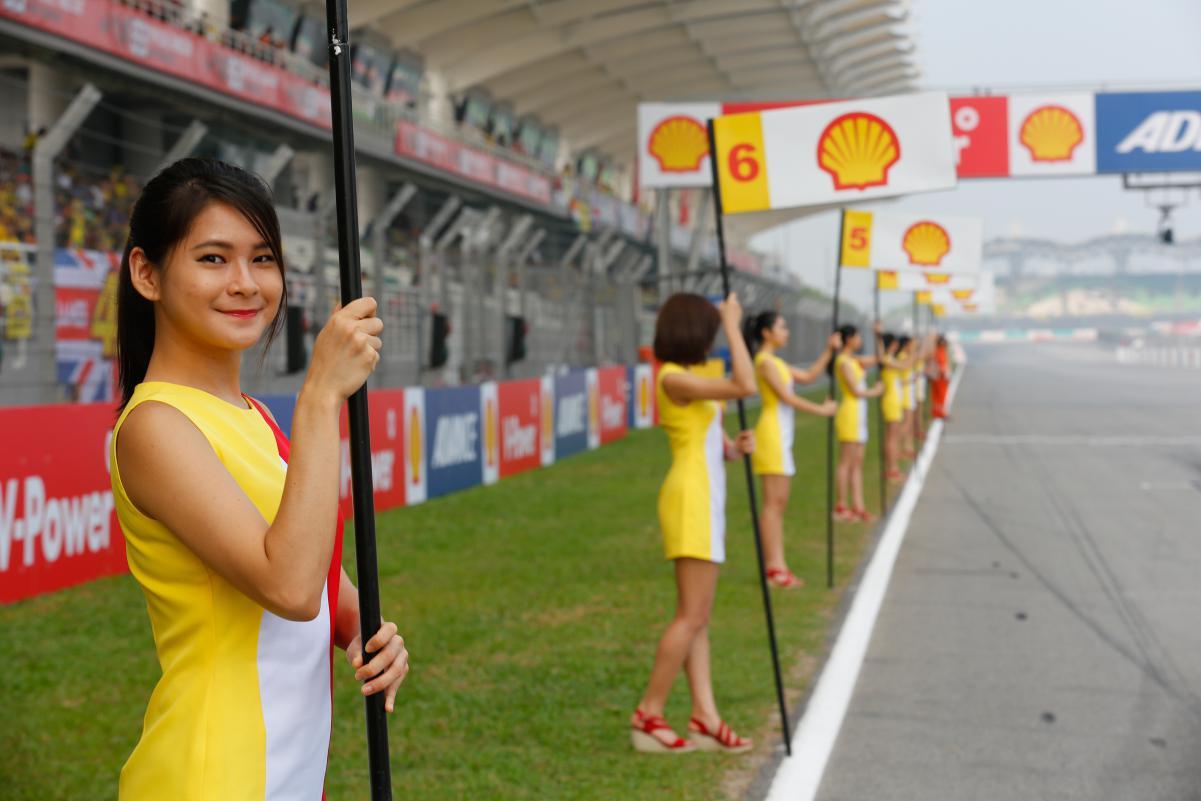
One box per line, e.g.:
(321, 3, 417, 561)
(656, 362, 726, 563)
(880, 363, 903, 424)
(902, 365, 916, 413)
(111, 381, 338, 801)
(751, 352, 795, 477)
(915, 357, 927, 404)
(835, 354, 869, 444)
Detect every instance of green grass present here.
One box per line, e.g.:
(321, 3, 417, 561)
(0, 403, 892, 801)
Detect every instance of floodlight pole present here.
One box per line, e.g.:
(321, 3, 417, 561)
(705, 120, 792, 757)
(325, 0, 393, 797)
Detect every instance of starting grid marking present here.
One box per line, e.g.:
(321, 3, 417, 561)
(1115, 346, 1201, 368)
(943, 434, 1201, 447)
(763, 366, 964, 801)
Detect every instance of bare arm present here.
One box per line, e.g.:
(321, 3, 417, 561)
(118, 298, 383, 621)
(789, 332, 840, 384)
(762, 359, 836, 417)
(662, 293, 756, 405)
(839, 359, 884, 399)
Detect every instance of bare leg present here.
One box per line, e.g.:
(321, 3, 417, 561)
(760, 475, 791, 571)
(636, 558, 719, 745)
(684, 625, 719, 727)
(836, 442, 852, 508)
(850, 443, 867, 510)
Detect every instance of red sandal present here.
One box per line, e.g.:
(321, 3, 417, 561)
(631, 709, 696, 754)
(852, 507, 878, 523)
(833, 504, 855, 522)
(688, 717, 753, 754)
(766, 567, 804, 589)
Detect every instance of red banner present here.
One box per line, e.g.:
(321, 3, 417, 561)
(395, 122, 553, 205)
(0, 403, 125, 604)
(338, 389, 407, 517)
(950, 96, 1010, 178)
(498, 379, 541, 478)
(596, 366, 628, 445)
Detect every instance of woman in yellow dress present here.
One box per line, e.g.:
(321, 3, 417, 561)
(833, 324, 883, 522)
(879, 333, 918, 482)
(631, 291, 757, 755)
(743, 311, 837, 589)
(110, 159, 409, 800)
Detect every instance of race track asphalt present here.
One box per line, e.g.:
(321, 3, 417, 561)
(814, 342, 1201, 801)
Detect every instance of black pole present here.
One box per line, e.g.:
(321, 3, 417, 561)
(827, 211, 845, 591)
(325, 4, 392, 799)
(911, 294, 919, 456)
(705, 120, 791, 756)
(874, 281, 885, 513)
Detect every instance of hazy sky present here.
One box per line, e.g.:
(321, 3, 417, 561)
(753, 0, 1201, 309)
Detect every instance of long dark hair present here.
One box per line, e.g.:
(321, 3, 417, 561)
(116, 158, 287, 408)
(742, 310, 780, 353)
(653, 293, 720, 365)
(837, 323, 859, 351)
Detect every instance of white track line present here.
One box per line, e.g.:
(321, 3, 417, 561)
(764, 365, 964, 801)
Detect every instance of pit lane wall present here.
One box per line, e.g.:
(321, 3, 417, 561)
(0, 364, 657, 603)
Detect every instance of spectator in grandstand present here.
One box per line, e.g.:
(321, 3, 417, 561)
(631, 291, 756, 755)
(832, 323, 883, 523)
(110, 158, 407, 798)
(742, 311, 837, 589)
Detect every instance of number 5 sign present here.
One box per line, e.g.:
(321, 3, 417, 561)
(837, 209, 984, 276)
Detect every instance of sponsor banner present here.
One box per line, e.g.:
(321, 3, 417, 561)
(55, 249, 119, 403)
(950, 96, 1010, 178)
(403, 389, 427, 505)
(497, 379, 541, 479)
(0, 0, 331, 129)
(629, 364, 655, 429)
(877, 271, 979, 291)
(480, 382, 500, 486)
(539, 376, 555, 467)
(395, 122, 552, 205)
(711, 92, 957, 214)
(840, 210, 983, 275)
(596, 366, 629, 445)
(1096, 90, 1201, 174)
(1007, 93, 1096, 176)
(638, 102, 722, 189)
(424, 385, 483, 499)
(0, 403, 124, 604)
(553, 371, 589, 461)
(337, 389, 407, 517)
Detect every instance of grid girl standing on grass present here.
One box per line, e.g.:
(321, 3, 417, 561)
(109, 158, 409, 800)
(631, 291, 756, 755)
(742, 311, 838, 589)
(832, 323, 883, 523)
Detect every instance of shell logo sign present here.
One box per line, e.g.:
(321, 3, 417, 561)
(539, 376, 555, 467)
(1020, 105, 1084, 162)
(586, 370, 601, 450)
(480, 382, 499, 486)
(484, 399, 497, 467)
(952, 289, 975, 301)
(711, 92, 957, 214)
(840, 209, 983, 278)
(817, 113, 901, 191)
(901, 221, 951, 267)
(876, 270, 978, 292)
(648, 116, 709, 172)
(403, 389, 427, 505)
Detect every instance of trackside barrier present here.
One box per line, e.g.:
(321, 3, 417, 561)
(0, 365, 648, 603)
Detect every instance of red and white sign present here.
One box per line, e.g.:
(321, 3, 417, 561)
(595, 367, 629, 445)
(498, 379, 541, 479)
(337, 389, 407, 517)
(0, 403, 124, 604)
(403, 389, 426, 505)
(950, 96, 1009, 177)
(395, 122, 552, 205)
(1007, 93, 1097, 176)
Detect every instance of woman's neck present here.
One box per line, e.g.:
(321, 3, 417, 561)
(759, 342, 777, 356)
(143, 328, 245, 407)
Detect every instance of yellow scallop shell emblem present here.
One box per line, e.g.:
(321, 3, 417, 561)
(902, 221, 951, 267)
(648, 116, 710, 172)
(923, 272, 951, 285)
(1020, 105, 1083, 162)
(817, 112, 901, 190)
(962, 302, 979, 312)
(637, 375, 648, 418)
(484, 397, 496, 467)
(952, 289, 974, 301)
(542, 392, 554, 444)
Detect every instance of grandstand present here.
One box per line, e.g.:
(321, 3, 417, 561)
(0, 0, 918, 405)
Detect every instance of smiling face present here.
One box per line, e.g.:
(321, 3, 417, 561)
(133, 202, 283, 354)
